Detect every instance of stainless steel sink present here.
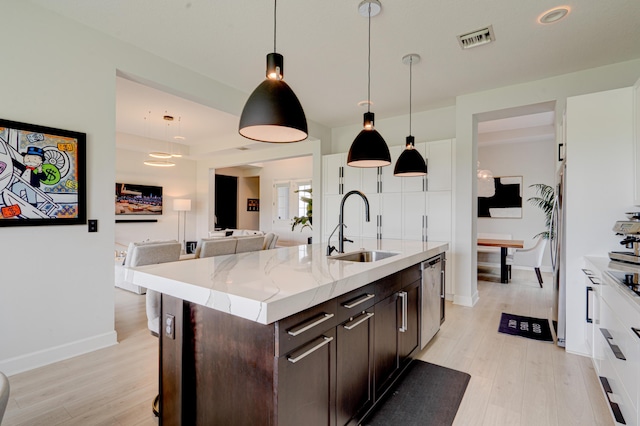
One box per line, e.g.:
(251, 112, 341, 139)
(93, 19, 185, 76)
(330, 250, 398, 262)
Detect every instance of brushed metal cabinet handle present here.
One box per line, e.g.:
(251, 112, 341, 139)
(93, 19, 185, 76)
(343, 312, 374, 330)
(287, 336, 334, 363)
(398, 291, 408, 332)
(343, 293, 375, 309)
(632, 327, 640, 340)
(599, 328, 626, 360)
(586, 286, 593, 324)
(287, 313, 335, 336)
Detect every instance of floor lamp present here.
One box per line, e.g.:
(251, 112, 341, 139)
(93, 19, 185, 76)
(173, 199, 191, 254)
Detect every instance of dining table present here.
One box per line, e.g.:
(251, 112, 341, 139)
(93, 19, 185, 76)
(477, 238, 525, 283)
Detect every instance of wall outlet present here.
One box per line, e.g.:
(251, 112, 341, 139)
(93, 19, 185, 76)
(88, 219, 98, 232)
(164, 314, 175, 339)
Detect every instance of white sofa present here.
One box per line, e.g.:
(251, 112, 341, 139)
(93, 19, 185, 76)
(115, 240, 182, 294)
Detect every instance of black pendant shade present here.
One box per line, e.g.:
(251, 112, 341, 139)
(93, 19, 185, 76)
(348, 112, 391, 167)
(239, 53, 308, 143)
(394, 53, 427, 176)
(394, 136, 427, 176)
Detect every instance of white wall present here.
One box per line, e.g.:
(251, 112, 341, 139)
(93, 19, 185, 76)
(453, 59, 640, 308)
(0, 2, 328, 375)
(478, 139, 556, 269)
(115, 146, 197, 247)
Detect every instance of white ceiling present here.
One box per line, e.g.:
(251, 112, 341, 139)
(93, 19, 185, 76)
(27, 0, 640, 155)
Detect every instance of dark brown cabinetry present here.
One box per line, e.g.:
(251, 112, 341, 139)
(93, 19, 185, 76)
(159, 261, 430, 425)
(373, 276, 420, 399)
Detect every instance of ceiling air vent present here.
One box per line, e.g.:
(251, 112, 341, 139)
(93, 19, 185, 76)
(457, 25, 495, 50)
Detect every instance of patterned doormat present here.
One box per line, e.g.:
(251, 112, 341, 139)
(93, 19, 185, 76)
(498, 313, 554, 342)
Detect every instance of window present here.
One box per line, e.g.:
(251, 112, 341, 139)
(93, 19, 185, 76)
(297, 182, 311, 217)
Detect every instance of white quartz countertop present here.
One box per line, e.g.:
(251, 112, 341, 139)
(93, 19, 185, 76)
(129, 238, 448, 324)
(585, 256, 640, 312)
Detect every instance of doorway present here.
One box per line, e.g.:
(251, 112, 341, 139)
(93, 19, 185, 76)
(215, 174, 238, 229)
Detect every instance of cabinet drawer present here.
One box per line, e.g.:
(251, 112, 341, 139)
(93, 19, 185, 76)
(276, 299, 338, 357)
(600, 298, 639, 414)
(375, 272, 403, 302)
(401, 263, 422, 287)
(336, 283, 376, 324)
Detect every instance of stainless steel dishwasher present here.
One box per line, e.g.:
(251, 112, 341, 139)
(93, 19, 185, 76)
(420, 254, 445, 349)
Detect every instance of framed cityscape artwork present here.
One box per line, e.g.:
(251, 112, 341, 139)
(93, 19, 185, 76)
(0, 118, 86, 227)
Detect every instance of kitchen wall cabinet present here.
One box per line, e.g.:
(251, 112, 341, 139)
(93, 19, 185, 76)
(402, 139, 452, 193)
(361, 193, 403, 240)
(564, 87, 634, 356)
(323, 153, 361, 195)
(322, 139, 453, 248)
(633, 77, 640, 205)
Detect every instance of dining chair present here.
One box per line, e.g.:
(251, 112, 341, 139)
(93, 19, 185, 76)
(506, 236, 547, 287)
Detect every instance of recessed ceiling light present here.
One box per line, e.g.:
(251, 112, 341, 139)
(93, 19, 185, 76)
(538, 7, 570, 24)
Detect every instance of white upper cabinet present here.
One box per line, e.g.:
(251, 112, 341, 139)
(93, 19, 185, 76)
(402, 139, 452, 193)
(380, 145, 403, 193)
(425, 139, 452, 192)
(322, 153, 361, 195)
(633, 77, 640, 205)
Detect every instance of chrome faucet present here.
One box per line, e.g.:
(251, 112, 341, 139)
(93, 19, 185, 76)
(327, 190, 370, 255)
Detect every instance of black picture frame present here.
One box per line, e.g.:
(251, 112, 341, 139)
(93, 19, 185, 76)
(0, 118, 86, 227)
(247, 198, 259, 212)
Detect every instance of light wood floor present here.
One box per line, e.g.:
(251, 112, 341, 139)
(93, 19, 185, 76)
(3, 268, 613, 425)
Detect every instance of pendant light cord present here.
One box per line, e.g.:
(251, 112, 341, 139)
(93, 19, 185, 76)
(273, 0, 277, 53)
(409, 56, 412, 135)
(367, 4, 371, 113)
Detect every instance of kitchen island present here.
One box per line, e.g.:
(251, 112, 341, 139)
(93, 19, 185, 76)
(130, 238, 448, 425)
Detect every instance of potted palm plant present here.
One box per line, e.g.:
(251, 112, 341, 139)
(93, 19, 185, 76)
(291, 188, 312, 241)
(527, 183, 555, 240)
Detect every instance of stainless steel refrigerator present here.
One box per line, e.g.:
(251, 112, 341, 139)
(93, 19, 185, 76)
(551, 160, 566, 347)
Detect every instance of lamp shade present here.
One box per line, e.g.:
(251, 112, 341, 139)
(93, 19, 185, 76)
(347, 112, 391, 167)
(239, 54, 308, 143)
(173, 199, 191, 212)
(394, 136, 427, 176)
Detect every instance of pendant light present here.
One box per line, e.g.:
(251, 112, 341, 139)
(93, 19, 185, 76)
(394, 54, 427, 176)
(238, 0, 308, 143)
(347, 0, 391, 168)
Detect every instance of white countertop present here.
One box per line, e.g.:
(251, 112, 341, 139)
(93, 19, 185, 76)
(585, 256, 640, 312)
(129, 238, 448, 324)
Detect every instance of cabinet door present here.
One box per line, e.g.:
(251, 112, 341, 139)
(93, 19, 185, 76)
(398, 280, 420, 363)
(427, 191, 452, 242)
(336, 310, 374, 426)
(323, 153, 343, 195)
(425, 139, 452, 191)
(380, 193, 402, 239)
(402, 192, 427, 241)
(360, 167, 379, 195)
(633, 78, 640, 205)
(380, 145, 403, 193)
(373, 293, 399, 398)
(277, 328, 336, 426)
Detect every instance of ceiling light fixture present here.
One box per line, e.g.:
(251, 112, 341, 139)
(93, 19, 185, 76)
(477, 161, 495, 197)
(538, 7, 570, 24)
(238, 0, 308, 143)
(394, 54, 427, 177)
(144, 160, 176, 167)
(347, 0, 391, 168)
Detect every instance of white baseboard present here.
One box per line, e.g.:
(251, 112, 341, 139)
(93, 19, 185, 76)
(0, 331, 118, 376)
(453, 292, 478, 307)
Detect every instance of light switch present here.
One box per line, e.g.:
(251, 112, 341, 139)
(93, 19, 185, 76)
(88, 219, 98, 232)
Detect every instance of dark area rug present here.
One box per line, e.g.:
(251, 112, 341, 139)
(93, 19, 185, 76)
(362, 361, 471, 426)
(498, 312, 554, 342)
